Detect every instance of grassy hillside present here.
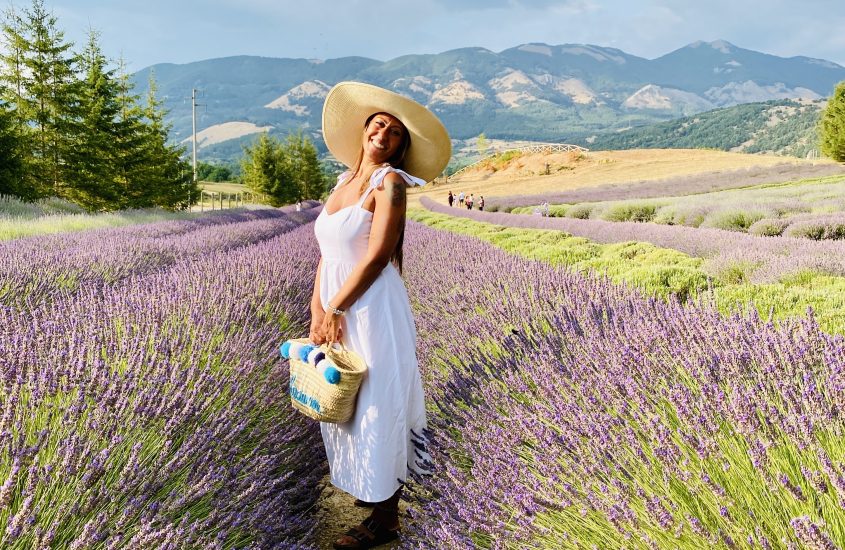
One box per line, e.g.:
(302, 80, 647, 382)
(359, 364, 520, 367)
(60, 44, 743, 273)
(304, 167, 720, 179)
(410, 148, 838, 207)
(583, 99, 824, 157)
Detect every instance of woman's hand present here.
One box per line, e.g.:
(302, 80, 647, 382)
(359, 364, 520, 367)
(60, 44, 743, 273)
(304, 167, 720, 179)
(309, 310, 327, 345)
(320, 311, 344, 345)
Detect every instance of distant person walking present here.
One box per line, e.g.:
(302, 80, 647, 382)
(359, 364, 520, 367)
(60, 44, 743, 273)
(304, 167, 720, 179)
(447, 191, 454, 207)
(466, 194, 474, 210)
(478, 196, 484, 211)
(458, 191, 465, 206)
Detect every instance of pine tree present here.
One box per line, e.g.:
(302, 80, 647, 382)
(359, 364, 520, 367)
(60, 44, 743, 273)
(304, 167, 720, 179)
(0, 6, 38, 196)
(241, 132, 327, 206)
(0, 104, 25, 198)
(18, 0, 77, 198)
(284, 131, 326, 200)
(240, 133, 291, 206)
(132, 72, 195, 209)
(64, 28, 122, 209)
(820, 81, 845, 162)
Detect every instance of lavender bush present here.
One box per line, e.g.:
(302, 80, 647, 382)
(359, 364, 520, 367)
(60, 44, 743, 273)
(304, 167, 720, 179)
(0, 217, 323, 547)
(0, 206, 319, 308)
(785, 214, 845, 241)
(508, 175, 845, 241)
(401, 222, 845, 549)
(749, 218, 791, 237)
(422, 197, 845, 284)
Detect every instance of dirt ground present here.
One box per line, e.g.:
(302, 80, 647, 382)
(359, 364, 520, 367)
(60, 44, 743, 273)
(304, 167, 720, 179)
(316, 476, 404, 550)
(408, 148, 840, 207)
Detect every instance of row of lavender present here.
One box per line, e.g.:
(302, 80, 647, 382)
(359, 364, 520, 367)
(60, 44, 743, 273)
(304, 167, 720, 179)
(510, 176, 845, 240)
(0, 218, 325, 547)
(0, 204, 319, 308)
(422, 196, 845, 284)
(400, 222, 845, 548)
(482, 164, 845, 212)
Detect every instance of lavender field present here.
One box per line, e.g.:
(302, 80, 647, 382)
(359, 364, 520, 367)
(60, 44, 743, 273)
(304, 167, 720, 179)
(0, 206, 318, 308)
(484, 164, 845, 213)
(423, 197, 845, 285)
(506, 175, 845, 241)
(0, 209, 325, 547)
(3, 205, 844, 548)
(401, 223, 845, 548)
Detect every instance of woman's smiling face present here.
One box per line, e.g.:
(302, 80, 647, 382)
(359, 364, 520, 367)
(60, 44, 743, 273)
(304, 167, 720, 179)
(362, 113, 407, 163)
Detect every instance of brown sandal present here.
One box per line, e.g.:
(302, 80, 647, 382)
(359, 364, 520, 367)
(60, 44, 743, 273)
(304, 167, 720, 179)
(333, 517, 399, 549)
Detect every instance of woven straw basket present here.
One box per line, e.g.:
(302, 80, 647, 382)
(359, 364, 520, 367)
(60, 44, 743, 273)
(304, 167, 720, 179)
(287, 338, 368, 423)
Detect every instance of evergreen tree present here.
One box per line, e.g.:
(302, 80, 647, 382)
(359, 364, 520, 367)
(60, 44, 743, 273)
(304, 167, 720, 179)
(0, 6, 38, 196)
(284, 131, 326, 200)
(17, 0, 77, 197)
(64, 28, 122, 209)
(197, 162, 233, 182)
(0, 2, 193, 210)
(820, 81, 845, 162)
(133, 72, 195, 209)
(0, 104, 25, 198)
(241, 133, 292, 206)
(112, 57, 150, 208)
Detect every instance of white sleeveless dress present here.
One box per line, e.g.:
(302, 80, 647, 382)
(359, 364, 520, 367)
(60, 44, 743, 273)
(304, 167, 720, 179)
(314, 165, 431, 502)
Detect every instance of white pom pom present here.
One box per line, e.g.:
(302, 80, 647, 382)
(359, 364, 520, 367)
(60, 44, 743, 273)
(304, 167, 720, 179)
(316, 358, 330, 376)
(307, 348, 323, 366)
(288, 342, 304, 361)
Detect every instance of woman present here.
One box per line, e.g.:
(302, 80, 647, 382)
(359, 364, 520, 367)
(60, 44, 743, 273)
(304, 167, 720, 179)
(310, 81, 450, 549)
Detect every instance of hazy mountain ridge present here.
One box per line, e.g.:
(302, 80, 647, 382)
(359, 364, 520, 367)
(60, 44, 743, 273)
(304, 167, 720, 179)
(131, 40, 845, 162)
(583, 99, 824, 157)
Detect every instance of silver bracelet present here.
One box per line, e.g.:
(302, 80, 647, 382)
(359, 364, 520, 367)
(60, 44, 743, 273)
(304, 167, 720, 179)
(326, 302, 346, 316)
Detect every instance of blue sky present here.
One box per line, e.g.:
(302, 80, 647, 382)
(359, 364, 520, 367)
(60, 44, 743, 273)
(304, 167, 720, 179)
(44, 0, 845, 71)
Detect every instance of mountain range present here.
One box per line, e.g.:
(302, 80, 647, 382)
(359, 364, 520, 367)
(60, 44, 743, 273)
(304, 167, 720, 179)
(130, 40, 845, 164)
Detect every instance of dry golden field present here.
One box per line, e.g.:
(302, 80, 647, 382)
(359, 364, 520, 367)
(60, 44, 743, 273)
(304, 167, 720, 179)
(408, 149, 841, 207)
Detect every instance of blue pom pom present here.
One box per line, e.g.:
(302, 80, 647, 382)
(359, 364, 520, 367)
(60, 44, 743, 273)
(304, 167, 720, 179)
(280, 341, 292, 359)
(324, 366, 341, 385)
(298, 344, 315, 362)
(307, 348, 325, 366)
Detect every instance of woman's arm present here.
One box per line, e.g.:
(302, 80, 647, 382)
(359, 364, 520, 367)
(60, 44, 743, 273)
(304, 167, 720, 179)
(320, 172, 406, 343)
(309, 257, 327, 344)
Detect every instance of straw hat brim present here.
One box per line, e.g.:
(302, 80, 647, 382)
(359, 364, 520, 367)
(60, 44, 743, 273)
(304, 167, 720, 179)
(322, 82, 451, 183)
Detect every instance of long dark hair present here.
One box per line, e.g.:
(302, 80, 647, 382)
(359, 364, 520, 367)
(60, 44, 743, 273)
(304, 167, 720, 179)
(351, 112, 411, 273)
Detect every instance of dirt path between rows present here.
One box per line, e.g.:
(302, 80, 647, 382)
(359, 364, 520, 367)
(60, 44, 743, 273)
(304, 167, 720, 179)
(315, 476, 404, 550)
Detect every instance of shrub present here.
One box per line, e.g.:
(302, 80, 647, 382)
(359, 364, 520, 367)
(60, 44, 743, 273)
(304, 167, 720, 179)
(701, 208, 767, 232)
(666, 204, 713, 227)
(565, 204, 593, 219)
(786, 218, 845, 240)
(0, 195, 86, 218)
(748, 218, 790, 236)
(548, 205, 568, 217)
(600, 201, 660, 222)
(653, 205, 678, 225)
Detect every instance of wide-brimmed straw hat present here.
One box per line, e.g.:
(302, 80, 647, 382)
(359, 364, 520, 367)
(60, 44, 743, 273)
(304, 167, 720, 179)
(322, 81, 451, 183)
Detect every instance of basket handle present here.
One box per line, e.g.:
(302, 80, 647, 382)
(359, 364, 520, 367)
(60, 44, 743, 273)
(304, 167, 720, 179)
(325, 341, 348, 353)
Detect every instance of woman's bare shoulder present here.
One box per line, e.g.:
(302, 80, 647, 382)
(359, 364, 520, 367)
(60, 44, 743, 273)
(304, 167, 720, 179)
(382, 170, 407, 186)
(375, 171, 407, 208)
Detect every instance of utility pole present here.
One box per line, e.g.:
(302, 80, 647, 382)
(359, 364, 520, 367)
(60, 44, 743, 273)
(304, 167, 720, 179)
(192, 88, 199, 183)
